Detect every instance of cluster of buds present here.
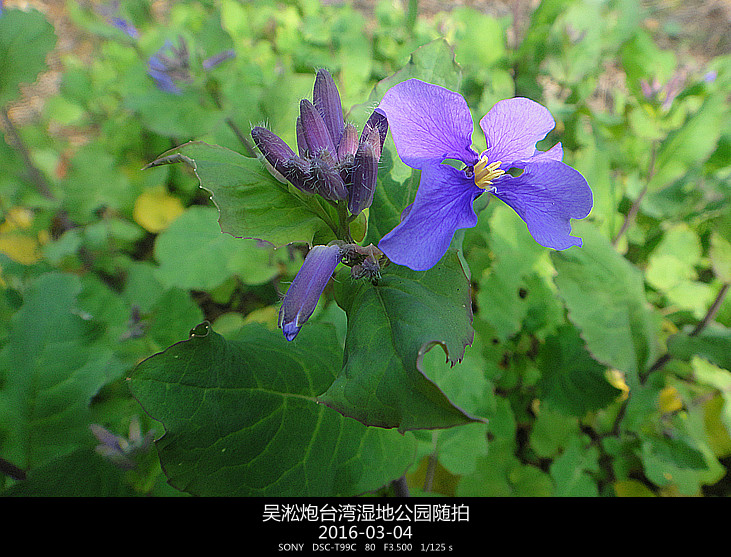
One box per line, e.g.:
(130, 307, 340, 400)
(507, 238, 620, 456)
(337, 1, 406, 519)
(251, 69, 387, 216)
(147, 37, 193, 95)
(147, 36, 236, 95)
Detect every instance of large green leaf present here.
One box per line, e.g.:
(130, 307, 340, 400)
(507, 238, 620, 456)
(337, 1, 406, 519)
(320, 248, 482, 432)
(0, 8, 56, 105)
(551, 221, 661, 385)
(128, 322, 416, 496)
(153, 206, 279, 290)
(145, 142, 333, 247)
(0, 273, 126, 469)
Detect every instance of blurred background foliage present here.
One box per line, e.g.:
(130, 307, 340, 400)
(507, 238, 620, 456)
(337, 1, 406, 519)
(0, 0, 729, 496)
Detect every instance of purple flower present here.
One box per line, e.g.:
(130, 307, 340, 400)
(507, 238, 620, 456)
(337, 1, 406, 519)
(147, 37, 192, 95)
(376, 79, 593, 271)
(97, 2, 139, 39)
(279, 244, 343, 341)
(252, 69, 387, 214)
(90, 418, 154, 470)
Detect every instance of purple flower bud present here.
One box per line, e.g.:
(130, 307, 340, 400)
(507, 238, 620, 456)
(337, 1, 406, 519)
(252, 126, 314, 193)
(251, 126, 296, 175)
(313, 69, 345, 148)
(296, 116, 310, 158)
(360, 108, 388, 159)
(348, 142, 378, 215)
(202, 49, 236, 70)
(310, 157, 348, 201)
(299, 99, 337, 164)
(279, 244, 343, 341)
(337, 123, 359, 161)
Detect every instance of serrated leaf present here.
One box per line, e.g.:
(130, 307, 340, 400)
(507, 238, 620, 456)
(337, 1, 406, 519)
(537, 325, 622, 416)
(146, 141, 333, 247)
(321, 248, 481, 432)
(128, 322, 416, 496)
(0, 8, 56, 105)
(551, 221, 661, 385)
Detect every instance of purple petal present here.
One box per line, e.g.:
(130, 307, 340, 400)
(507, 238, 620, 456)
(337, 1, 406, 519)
(491, 160, 593, 250)
(528, 141, 563, 163)
(378, 163, 481, 271)
(479, 98, 556, 167)
(378, 79, 478, 169)
(279, 244, 343, 341)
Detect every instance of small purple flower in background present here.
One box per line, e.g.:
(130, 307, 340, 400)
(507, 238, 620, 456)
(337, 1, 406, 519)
(279, 244, 343, 341)
(640, 74, 684, 111)
(97, 1, 139, 39)
(147, 37, 192, 95)
(376, 79, 593, 271)
(252, 69, 387, 214)
(90, 417, 154, 470)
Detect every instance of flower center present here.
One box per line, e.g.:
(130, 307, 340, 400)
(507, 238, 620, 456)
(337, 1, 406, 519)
(473, 156, 505, 190)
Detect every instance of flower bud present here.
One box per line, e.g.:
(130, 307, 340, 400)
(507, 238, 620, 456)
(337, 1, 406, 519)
(310, 157, 348, 201)
(313, 69, 345, 147)
(299, 99, 337, 165)
(279, 244, 343, 341)
(337, 123, 359, 161)
(360, 109, 388, 159)
(348, 142, 378, 215)
(252, 127, 314, 193)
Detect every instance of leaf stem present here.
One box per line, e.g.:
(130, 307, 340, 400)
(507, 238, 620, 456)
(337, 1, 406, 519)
(1, 107, 54, 200)
(640, 282, 729, 383)
(609, 282, 731, 436)
(611, 140, 658, 248)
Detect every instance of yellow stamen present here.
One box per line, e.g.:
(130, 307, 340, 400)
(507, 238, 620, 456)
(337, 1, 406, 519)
(473, 156, 504, 190)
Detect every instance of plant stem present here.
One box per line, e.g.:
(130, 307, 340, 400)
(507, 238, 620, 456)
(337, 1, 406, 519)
(640, 282, 729, 383)
(611, 141, 658, 248)
(1, 107, 54, 200)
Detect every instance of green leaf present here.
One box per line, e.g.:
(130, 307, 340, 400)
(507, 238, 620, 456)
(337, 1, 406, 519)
(371, 38, 462, 100)
(648, 95, 726, 191)
(153, 206, 279, 290)
(552, 221, 661, 385)
(549, 435, 600, 497)
(667, 327, 731, 372)
(476, 204, 545, 341)
(0, 273, 126, 469)
(710, 232, 731, 283)
(1, 448, 135, 497)
(0, 8, 56, 105)
(146, 142, 333, 247)
(321, 248, 482, 432)
(537, 325, 622, 416)
(128, 322, 416, 496)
